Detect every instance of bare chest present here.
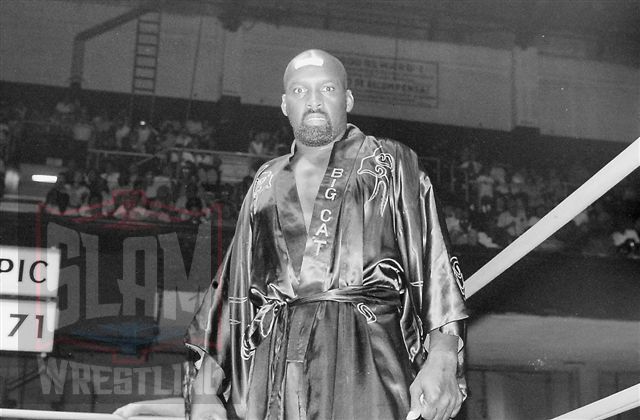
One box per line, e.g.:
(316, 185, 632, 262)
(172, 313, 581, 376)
(294, 160, 328, 231)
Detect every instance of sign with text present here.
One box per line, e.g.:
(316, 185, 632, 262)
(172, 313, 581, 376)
(336, 52, 439, 108)
(0, 299, 58, 352)
(0, 246, 60, 298)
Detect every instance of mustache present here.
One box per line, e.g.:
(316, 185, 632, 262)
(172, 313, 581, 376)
(303, 109, 329, 118)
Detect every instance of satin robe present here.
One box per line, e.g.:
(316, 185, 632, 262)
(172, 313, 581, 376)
(185, 125, 468, 420)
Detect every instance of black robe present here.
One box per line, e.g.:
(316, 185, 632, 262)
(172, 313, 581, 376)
(185, 125, 468, 419)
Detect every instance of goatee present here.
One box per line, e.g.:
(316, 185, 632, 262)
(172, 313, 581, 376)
(293, 113, 335, 147)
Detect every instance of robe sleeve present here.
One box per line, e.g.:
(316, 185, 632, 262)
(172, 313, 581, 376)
(391, 143, 468, 382)
(183, 182, 256, 417)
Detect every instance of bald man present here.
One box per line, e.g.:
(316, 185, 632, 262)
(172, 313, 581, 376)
(116, 49, 467, 420)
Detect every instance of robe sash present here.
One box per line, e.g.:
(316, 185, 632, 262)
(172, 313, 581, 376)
(240, 285, 401, 418)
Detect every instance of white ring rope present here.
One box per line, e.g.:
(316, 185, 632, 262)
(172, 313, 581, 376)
(550, 383, 640, 420)
(465, 137, 640, 297)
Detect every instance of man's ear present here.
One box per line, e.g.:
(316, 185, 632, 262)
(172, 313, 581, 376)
(346, 90, 354, 113)
(281, 94, 288, 116)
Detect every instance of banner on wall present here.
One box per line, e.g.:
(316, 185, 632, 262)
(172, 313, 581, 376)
(334, 52, 439, 109)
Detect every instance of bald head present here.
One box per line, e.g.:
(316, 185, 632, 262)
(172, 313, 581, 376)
(283, 49, 347, 90)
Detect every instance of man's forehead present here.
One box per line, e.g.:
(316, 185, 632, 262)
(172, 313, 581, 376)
(283, 49, 347, 88)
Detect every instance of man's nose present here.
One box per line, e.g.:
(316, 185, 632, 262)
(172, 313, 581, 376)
(306, 90, 322, 110)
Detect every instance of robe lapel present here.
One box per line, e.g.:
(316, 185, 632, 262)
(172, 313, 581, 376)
(297, 128, 365, 294)
(274, 126, 366, 294)
(273, 161, 307, 279)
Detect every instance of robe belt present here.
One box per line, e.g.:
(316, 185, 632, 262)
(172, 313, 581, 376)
(240, 285, 401, 419)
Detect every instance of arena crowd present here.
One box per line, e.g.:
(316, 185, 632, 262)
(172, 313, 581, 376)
(1, 94, 638, 258)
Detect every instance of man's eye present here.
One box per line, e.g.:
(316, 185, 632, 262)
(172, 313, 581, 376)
(292, 87, 305, 94)
(323, 86, 336, 92)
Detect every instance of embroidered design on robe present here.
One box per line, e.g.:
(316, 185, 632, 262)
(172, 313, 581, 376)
(450, 256, 465, 296)
(252, 170, 273, 204)
(357, 146, 394, 216)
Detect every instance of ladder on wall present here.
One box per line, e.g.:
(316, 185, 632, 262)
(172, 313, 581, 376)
(130, 10, 161, 122)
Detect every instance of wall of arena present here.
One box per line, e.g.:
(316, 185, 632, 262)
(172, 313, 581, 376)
(1, 0, 638, 142)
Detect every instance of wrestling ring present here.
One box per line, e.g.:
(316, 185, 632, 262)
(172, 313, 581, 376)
(1, 138, 639, 420)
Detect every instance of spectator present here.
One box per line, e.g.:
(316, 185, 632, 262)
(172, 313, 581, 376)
(67, 170, 90, 209)
(71, 108, 93, 159)
(101, 160, 120, 192)
(79, 192, 105, 218)
(148, 185, 173, 223)
(44, 173, 72, 215)
(489, 161, 509, 196)
(185, 118, 203, 137)
(92, 110, 114, 149)
(114, 117, 131, 150)
(611, 217, 640, 257)
(458, 145, 482, 177)
(132, 120, 157, 153)
(474, 167, 494, 207)
(200, 166, 220, 197)
(248, 130, 272, 155)
(509, 167, 527, 196)
(113, 190, 148, 221)
(175, 182, 202, 221)
(496, 196, 528, 244)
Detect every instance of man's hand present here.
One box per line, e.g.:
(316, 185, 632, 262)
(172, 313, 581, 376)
(407, 331, 463, 420)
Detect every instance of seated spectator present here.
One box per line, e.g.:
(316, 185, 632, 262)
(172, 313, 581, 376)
(126, 164, 141, 187)
(113, 190, 148, 221)
(496, 197, 528, 244)
(92, 110, 114, 149)
(175, 182, 203, 221)
(71, 108, 93, 158)
(200, 166, 221, 197)
(489, 161, 509, 196)
(101, 160, 120, 191)
(509, 167, 527, 196)
(67, 170, 90, 209)
(54, 94, 75, 121)
(0, 118, 10, 156)
(132, 120, 157, 153)
(147, 185, 173, 223)
(248, 130, 272, 156)
(114, 117, 131, 150)
(113, 117, 131, 150)
(611, 217, 640, 258)
(444, 204, 461, 237)
(79, 192, 105, 218)
(184, 196, 205, 224)
(458, 145, 482, 178)
(44, 174, 73, 216)
(474, 167, 494, 207)
(524, 172, 545, 209)
(527, 204, 547, 229)
(175, 128, 194, 149)
(545, 168, 565, 204)
(185, 118, 203, 136)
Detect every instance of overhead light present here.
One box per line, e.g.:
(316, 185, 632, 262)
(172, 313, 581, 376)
(32, 175, 57, 183)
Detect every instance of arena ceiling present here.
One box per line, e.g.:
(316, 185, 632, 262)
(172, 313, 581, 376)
(73, 0, 640, 49)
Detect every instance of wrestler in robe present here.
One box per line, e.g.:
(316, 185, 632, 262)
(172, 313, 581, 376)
(182, 50, 469, 420)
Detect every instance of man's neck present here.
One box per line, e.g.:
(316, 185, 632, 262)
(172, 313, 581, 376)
(293, 128, 346, 162)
